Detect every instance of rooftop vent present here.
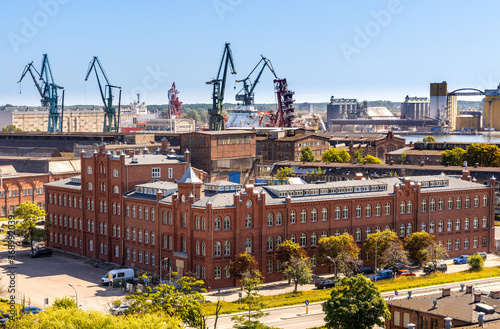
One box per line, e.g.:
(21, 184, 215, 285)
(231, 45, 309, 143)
(476, 303, 494, 314)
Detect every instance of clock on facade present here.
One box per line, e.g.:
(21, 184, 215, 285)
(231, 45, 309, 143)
(246, 200, 252, 208)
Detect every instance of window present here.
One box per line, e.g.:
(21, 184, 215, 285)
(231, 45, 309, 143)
(407, 201, 412, 213)
(267, 213, 273, 226)
(366, 204, 371, 217)
(385, 202, 390, 215)
(144, 208, 149, 220)
(117, 204, 120, 216)
(201, 217, 205, 230)
(456, 219, 461, 231)
(138, 229, 142, 242)
(145, 231, 149, 244)
(224, 241, 230, 255)
(215, 266, 221, 280)
(138, 206, 142, 219)
(438, 198, 444, 210)
(267, 237, 273, 251)
(400, 201, 405, 214)
(114, 245, 119, 257)
(290, 210, 296, 224)
(126, 205, 130, 217)
(365, 227, 371, 239)
(474, 195, 479, 207)
(215, 217, 222, 230)
(483, 195, 488, 207)
(245, 238, 252, 253)
(301, 209, 307, 223)
(456, 197, 461, 209)
(322, 208, 327, 221)
(430, 199, 435, 211)
(438, 220, 443, 233)
(224, 216, 231, 230)
(465, 218, 470, 230)
(87, 182, 93, 191)
(300, 233, 306, 246)
(446, 240, 451, 251)
(201, 241, 205, 255)
(138, 251, 143, 263)
(276, 236, 283, 249)
(311, 232, 317, 246)
(113, 169, 119, 177)
(474, 217, 479, 229)
(447, 220, 452, 232)
(335, 206, 341, 220)
(214, 242, 221, 256)
(482, 236, 487, 247)
(182, 237, 186, 252)
(245, 214, 252, 228)
(152, 167, 161, 178)
(113, 185, 119, 194)
(421, 222, 426, 232)
(447, 197, 453, 210)
(335, 230, 340, 236)
(168, 168, 173, 179)
(202, 266, 205, 280)
(89, 240, 93, 251)
(132, 206, 136, 218)
(473, 237, 478, 248)
(356, 205, 362, 218)
(195, 241, 200, 255)
(400, 224, 405, 236)
(311, 209, 317, 222)
(267, 261, 273, 273)
(276, 212, 283, 225)
(455, 239, 460, 250)
(375, 203, 381, 216)
(465, 196, 470, 208)
(132, 228, 136, 241)
(169, 212, 173, 225)
(87, 166, 92, 175)
(290, 234, 296, 243)
(464, 238, 469, 249)
(355, 228, 361, 241)
(343, 206, 349, 219)
(132, 249, 136, 262)
(195, 216, 199, 230)
(483, 216, 488, 228)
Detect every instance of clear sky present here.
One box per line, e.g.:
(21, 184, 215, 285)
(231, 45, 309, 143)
(1, 0, 499, 107)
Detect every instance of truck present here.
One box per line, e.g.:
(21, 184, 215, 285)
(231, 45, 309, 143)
(100, 268, 135, 286)
(423, 260, 447, 274)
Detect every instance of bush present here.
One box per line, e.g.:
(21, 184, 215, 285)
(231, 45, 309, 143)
(468, 254, 484, 272)
(52, 297, 77, 309)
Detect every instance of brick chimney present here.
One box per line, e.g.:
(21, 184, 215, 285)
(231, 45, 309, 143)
(161, 137, 169, 152)
(461, 170, 472, 181)
(466, 285, 474, 294)
(474, 292, 482, 303)
(442, 287, 451, 297)
(490, 291, 500, 299)
(354, 173, 363, 180)
(184, 149, 190, 164)
(401, 168, 406, 176)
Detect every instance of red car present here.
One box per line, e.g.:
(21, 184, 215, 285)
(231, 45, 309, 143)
(396, 269, 416, 277)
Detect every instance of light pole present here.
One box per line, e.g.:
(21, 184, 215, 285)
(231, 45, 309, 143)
(326, 256, 337, 287)
(374, 235, 384, 286)
(68, 283, 78, 309)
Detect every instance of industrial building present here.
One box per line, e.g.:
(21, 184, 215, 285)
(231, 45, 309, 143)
(430, 81, 457, 130)
(484, 85, 500, 131)
(400, 96, 429, 120)
(326, 97, 359, 130)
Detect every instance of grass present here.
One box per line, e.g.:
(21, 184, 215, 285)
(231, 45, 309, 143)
(203, 266, 500, 316)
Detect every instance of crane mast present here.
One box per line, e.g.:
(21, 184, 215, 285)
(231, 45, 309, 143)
(206, 43, 236, 131)
(18, 54, 64, 132)
(235, 55, 277, 106)
(85, 56, 122, 133)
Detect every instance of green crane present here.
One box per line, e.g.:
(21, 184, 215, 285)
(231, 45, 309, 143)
(206, 43, 236, 131)
(85, 56, 122, 133)
(18, 54, 64, 132)
(235, 55, 277, 106)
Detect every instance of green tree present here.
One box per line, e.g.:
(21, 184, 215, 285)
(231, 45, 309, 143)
(229, 253, 259, 289)
(52, 297, 77, 309)
(15, 202, 46, 253)
(423, 240, 448, 264)
(275, 240, 305, 284)
(185, 109, 201, 122)
(400, 152, 407, 164)
(423, 136, 436, 142)
(442, 147, 466, 166)
(467, 254, 484, 272)
(10, 307, 183, 328)
(404, 231, 434, 266)
(299, 146, 316, 162)
(282, 256, 313, 293)
(274, 167, 295, 183)
(380, 240, 409, 272)
(322, 275, 390, 329)
(363, 155, 382, 164)
(2, 124, 22, 132)
(125, 276, 206, 328)
(363, 230, 398, 266)
(317, 234, 360, 279)
(464, 143, 500, 167)
(321, 148, 351, 163)
(354, 149, 364, 163)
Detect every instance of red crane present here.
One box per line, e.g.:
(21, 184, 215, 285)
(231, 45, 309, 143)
(166, 82, 182, 119)
(267, 78, 295, 127)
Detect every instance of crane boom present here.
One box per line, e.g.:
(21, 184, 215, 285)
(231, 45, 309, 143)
(18, 54, 64, 132)
(235, 55, 278, 106)
(206, 43, 236, 131)
(85, 56, 121, 132)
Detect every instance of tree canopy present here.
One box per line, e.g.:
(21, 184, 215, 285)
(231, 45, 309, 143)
(317, 234, 360, 278)
(441, 144, 500, 167)
(282, 255, 313, 293)
(321, 148, 351, 163)
(322, 275, 390, 329)
(2, 124, 22, 132)
(423, 136, 436, 142)
(230, 253, 259, 287)
(442, 147, 466, 166)
(363, 155, 382, 164)
(380, 240, 409, 272)
(15, 202, 47, 253)
(299, 146, 317, 162)
(404, 231, 434, 265)
(274, 167, 295, 182)
(363, 230, 398, 264)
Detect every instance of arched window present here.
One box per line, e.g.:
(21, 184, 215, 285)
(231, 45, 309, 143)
(400, 201, 405, 214)
(456, 197, 462, 209)
(448, 197, 453, 210)
(438, 220, 443, 233)
(126, 227, 130, 239)
(245, 238, 252, 253)
(311, 232, 317, 246)
(195, 241, 200, 255)
(276, 212, 283, 225)
(113, 169, 119, 177)
(214, 242, 221, 256)
(182, 237, 186, 252)
(117, 203, 121, 216)
(195, 216, 200, 230)
(245, 214, 252, 228)
(144, 207, 149, 220)
(224, 241, 231, 255)
(138, 229, 142, 242)
(276, 236, 283, 249)
(465, 196, 470, 208)
(126, 205, 130, 217)
(301, 209, 307, 222)
(169, 236, 173, 250)
(311, 209, 317, 222)
(447, 220, 452, 232)
(168, 212, 173, 225)
(365, 227, 371, 239)
(385, 202, 391, 215)
(267, 213, 274, 226)
(132, 206, 136, 218)
(483, 195, 488, 207)
(112, 202, 116, 215)
(267, 237, 273, 251)
(407, 201, 412, 213)
(224, 216, 231, 230)
(112, 225, 116, 236)
(456, 219, 461, 231)
(343, 206, 349, 219)
(407, 223, 412, 235)
(375, 226, 381, 232)
(145, 230, 149, 244)
(474, 195, 479, 207)
(322, 208, 327, 221)
(163, 234, 167, 248)
(335, 230, 341, 236)
(290, 210, 296, 223)
(465, 218, 470, 229)
(483, 216, 488, 228)
(132, 228, 136, 241)
(215, 217, 222, 230)
(355, 228, 361, 241)
(356, 205, 362, 218)
(113, 186, 119, 194)
(400, 224, 405, 236)
(375, 203, 381, 216)
(438, 198, 444, 210)
(421, 222, 426, 232)
(117, 225, 121, 237)
(335, 206, 341, 220)
(290, 234, 296, 243)
(366, 204, 371, 217)
(201, 217, 205, 230)
(87, 182, 93, 191)
(322, 231, 327, 239)
(300, 233, 306, 246)
(430, 199, 436, 211)
(138, 206, 142, 219)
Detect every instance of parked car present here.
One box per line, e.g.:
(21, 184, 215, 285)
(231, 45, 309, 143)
(21, 306, 43, 315)
(423, 261, 447, 274)
(315, 280, 336, 289)
(29, 247, 52, 258)
(370, 270, 393, 281)
(453, 255, 470, 264)
(396, 269, 416, 277)
(109, 304, 129, 316)
(474, 252, 487, 260)
(384, 263, 404, 271)
(357, 266, 375, 274)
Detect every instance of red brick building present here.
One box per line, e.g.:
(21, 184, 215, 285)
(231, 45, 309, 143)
(46, 151, 495, 290)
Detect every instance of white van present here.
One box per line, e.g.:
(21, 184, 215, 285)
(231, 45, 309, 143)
(100, 268, 135, 285)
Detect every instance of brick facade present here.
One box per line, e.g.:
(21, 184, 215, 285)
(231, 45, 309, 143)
(256, 132, 330, 163)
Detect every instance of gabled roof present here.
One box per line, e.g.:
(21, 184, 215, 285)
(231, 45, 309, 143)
(177, 167, 203, 184)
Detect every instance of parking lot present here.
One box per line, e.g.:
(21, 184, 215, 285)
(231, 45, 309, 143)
(0, 248, 126, 311)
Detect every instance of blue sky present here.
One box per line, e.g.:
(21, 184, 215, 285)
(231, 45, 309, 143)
(1, 0, 498, 106)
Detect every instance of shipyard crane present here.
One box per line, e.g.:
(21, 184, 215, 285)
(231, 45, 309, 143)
(85, 56, 122, 133)
(18, 54, 64, 132)
(206, 43, 236, 131)
(267, 78, 296, 128)
(166, 82, 182, 119)
(235, 55, 277, 106)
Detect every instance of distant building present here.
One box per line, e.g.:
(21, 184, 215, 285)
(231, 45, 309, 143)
(484, 85, 500, 131)
(430, 81, 457, 130)
(400, 96, 429, 120)
(327, 97, 359, 130)
(144, 118, 195, 133)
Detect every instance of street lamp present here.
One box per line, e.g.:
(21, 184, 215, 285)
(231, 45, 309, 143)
(374, 235, 384, 286)
(326, 256, 337, 287)
(68, 283, 78, 309)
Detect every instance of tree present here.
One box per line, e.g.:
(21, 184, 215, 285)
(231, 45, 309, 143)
(404, 231, 434, 265)
(423, 136, 436, 142)
(380, 240, 409, 272)
(363, 230, 398, 265)
(229, 253, 259, 289)
(467, 254, 484, 272)
(299, 146, 316, 162)
(274, 167, 295, 183)
(282, 256, 313, 293)
(442, 147, 466, 166)
(125, 276, 206, 328)
(12, 307, 183, 328)
(321, 148, 351, 163)
(363, 155, 382, 164)
(464, 143, 500, 167)
(317, 234, 360, 279)
(15, 202, 46, 253)
(184, 108, 201, 122)
(423, 240, 448, 264)
(400, 152, 407, 164)
(2, 124, 22, 132)
(354, 149, 364, 163)
(322, 275, 390, 329)
(52, 297, 77, 309)
(275, 240, 305, 284)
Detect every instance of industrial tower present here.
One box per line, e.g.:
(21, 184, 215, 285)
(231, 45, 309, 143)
(166, 82, 183, 119)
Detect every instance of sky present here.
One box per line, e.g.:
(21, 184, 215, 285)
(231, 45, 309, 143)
(1, 0, 499, 107)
